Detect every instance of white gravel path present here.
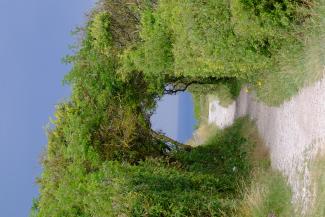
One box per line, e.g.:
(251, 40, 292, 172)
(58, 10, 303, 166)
(209, 72, 325, 215)
(208, 95, 236, 128)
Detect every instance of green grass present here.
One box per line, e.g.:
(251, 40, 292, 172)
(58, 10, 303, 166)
(189, 0, 325, 106)
(307, 154, 325, 217)
(238, 170, 293, 217)
(253, 1, 325, 105)
(121, 118, 261, 216)
(190, 97, 294, 217)
(255, 32, 325, 105)
(191, 93, 209, 126)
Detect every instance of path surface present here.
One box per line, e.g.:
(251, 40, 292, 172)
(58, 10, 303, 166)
(209, 73, 325, 215)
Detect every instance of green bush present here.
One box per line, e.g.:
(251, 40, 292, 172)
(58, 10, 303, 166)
(35, 118, 264, 217)
(122, 0, 323, 105)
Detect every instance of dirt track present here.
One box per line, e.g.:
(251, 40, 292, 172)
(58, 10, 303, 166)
(209, 71, 325, 214)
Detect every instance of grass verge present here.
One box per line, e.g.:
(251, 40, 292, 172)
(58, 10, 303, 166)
(237, 170, 293, 217)
(254, 1, 325, 105)
(308, 154, 325, 217)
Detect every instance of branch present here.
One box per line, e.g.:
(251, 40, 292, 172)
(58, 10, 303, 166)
(150, 129, 192, 151)
(163, 81, 195, 95)
(163, 77, 224, 95)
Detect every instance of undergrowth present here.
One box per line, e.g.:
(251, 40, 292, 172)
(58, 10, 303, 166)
(237, 170, 293, 217)
(35, 117, 289, 217)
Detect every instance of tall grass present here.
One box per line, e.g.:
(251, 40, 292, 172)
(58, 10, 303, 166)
(254, 0, 325, 105)
(308, 154, 325, 217)
(237, 170, 293, 217)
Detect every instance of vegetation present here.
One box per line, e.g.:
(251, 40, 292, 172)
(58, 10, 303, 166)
(121, 0, 324, 104)
(31, 0, 324, 216)
(34, 115, 287, 217)
(307, 154, 325, 217)
(238, 170, 293, 217)
(238, 153, 325, 217)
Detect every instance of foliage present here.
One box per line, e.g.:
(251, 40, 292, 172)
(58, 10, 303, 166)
(254, 5, 325, 105)
(191, 93, 209, 125)
(36, 117, 266, 217)
(121, 0, 323, 104)
(238, 171, 293, 217)
(28, 198, 39, 217)
(62, 11, 162, 163)
(173, 118, 256, 194)
(189, 78, 241, 124)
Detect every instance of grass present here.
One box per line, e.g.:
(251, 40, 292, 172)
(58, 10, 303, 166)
(108, 118, 268, 216)
(307, 153, 325, 217)
(235, 134, 325, 217)
(255, 35, 325, 105)
(190, 93, 295, 216)
(254, 1, 325, 105)
(237, 170, 293, 217)
(187, 123, 218, 147)
(189, 110, 295, 217)
(188, 0, 324, 106)
(230, 120, 293, 217)
(191, 93, 209, 126)
(229, 121, 294, 217)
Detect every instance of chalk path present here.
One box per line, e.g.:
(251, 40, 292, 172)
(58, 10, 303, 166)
(209, 73, 325, 214)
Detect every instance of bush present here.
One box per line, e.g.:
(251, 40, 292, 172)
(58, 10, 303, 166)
(35, 118, 266, 217)
(122, 0, 323, 105)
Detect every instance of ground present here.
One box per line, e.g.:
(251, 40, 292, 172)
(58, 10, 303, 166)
(207, 69, 325, 216)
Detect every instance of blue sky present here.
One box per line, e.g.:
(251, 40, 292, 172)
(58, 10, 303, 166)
(152, 93, 196, 143)
(0, 1, 195, 216)
(0, 1, 95, 216)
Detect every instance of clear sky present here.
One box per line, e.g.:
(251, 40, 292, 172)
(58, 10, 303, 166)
(152, 93, 196, 143)
(0, 1, 95, 216)
(0, 1, 195, 217)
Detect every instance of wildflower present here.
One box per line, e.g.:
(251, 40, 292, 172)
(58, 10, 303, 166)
(257, 81, 262, 86)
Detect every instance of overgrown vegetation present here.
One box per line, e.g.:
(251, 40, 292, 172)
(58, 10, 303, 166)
(121, 0, 324, 104)
(32, 0, 324, 216)
(238, 170, 293, 217)
(35, 116, 288, 217)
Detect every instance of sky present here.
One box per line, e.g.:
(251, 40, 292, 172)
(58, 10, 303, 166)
(151, 93, 196, 143)
(0, 1, 195, 216)
(0, 1, 95, 216)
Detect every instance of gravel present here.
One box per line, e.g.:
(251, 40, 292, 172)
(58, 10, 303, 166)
(209, 71, 325, 215)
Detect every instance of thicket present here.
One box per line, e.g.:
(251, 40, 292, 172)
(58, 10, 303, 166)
(121, 0, 323, 104)
(31, 0, 322, 216)
(35, 117, 271, 217)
